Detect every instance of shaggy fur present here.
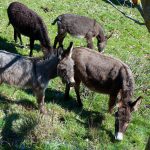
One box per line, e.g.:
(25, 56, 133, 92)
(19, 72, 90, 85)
(52, 14, 107, 52)
(58, 46, 141, 140)
(0, 46, 66, 113)
(62, 47, 135, 107)
(7, 2, 52, 56)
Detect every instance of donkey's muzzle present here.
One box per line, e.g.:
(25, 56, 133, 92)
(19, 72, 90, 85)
(69, 77, 75, 87)
(115, 132, 123, 141)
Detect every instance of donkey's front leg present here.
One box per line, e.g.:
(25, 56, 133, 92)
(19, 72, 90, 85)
(35, 90, 46, 114)
(74, 82, 83, 107)
(64, 83, 70, 100)
(85, 32, 94, 49)
(29, 38, 34, 57)
(108, 94, 117, 113)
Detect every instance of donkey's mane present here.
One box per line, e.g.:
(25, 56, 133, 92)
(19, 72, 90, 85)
(29, 50, 57, 65)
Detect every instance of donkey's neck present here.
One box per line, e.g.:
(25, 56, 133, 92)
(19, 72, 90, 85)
(36, 53, 59, 80)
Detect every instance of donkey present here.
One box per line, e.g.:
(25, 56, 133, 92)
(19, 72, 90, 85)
(57, 45, 142, 140)
(52, 14, 112, 52)
(0, 43, 74, 114)
(7, 2, 53, 56)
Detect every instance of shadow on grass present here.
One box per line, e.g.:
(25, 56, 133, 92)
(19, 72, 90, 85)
(0, 95, 37, 112)
(145, 136, 150, 150)
(1, 113, 37, 149)
(44, 88, 115, 142)
(0, 36, 18, 54)
(0, 36, 42, 56)
(23, 43, 42, 53)
(0, 95, 38, 149)
(45, 88, 84, 112)
(103, 0, 133, 7)
(0, 88, 115, 143)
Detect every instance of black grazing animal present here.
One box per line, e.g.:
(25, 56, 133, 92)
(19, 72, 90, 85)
(52, 14, 112, 52)
(57, 45, 142, 141)
(0, 43, 74, 114)
(7, 2, 52, 56)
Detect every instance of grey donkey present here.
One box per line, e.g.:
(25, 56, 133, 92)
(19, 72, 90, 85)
(52, 14, 113, 52)
(0, 43, 74, 113)
(57, 46, 142, 141)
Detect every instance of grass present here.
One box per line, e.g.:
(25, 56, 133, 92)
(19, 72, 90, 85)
(0, 0, 150, 149)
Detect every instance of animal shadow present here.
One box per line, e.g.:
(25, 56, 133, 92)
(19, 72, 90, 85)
(0, 36, 18, 54)
(24, 43, 41, 52)
(103, 0, 133, 7)
(45, 88, 84, 112)
(145, 136, 150, 150)
(0, 94, 37, 111)
(1, 113, 37, 149)
(0, 95, 37, 149)
(45, 88, 115, 142)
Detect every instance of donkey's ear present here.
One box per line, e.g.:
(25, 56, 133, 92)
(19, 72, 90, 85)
(130, 96, 142, 112)
(67, 42, 74, 58)
(57, 46, 64, 59)
(68, 42, 73, 58)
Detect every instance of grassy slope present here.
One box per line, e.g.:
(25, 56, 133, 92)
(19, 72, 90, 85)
(0, 0, 149, 149)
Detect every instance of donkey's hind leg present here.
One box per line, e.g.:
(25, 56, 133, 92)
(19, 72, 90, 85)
(53, 32, 66, 48)
(54, 25, 67, 48)
(17, 32, 23, 46)
(14, 29, 18, 43)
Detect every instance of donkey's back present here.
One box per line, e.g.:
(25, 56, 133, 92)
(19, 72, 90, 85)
(0, 50, 34, 87)
(72, 47, 133, 94)
(55, 14, 99, 35)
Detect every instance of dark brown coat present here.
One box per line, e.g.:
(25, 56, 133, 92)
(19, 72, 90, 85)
(57, 46, 142, 140)
(7, 2, 52, 56)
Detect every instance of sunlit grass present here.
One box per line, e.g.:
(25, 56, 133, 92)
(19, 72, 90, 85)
(0, 0, 149, 149)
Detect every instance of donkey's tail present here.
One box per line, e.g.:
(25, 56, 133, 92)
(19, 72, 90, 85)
(51, 17, 59, 25)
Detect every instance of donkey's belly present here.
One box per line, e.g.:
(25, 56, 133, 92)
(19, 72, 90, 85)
(82, 79, 119, 95)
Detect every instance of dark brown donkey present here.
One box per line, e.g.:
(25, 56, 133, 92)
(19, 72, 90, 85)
(7, 2, 53, 56)
(57, 45, 142, 141)
(52, 14, 112, 52)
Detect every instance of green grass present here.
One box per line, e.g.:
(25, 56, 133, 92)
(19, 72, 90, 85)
(0, 0, 150, 149)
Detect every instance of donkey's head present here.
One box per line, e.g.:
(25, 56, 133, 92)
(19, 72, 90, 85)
(57, 42, 75, 86)
(115, 96, 142, 141)
(97, 31, 113, 52)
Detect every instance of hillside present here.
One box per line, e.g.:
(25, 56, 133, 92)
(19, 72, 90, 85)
(0, 0, 149, 149)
